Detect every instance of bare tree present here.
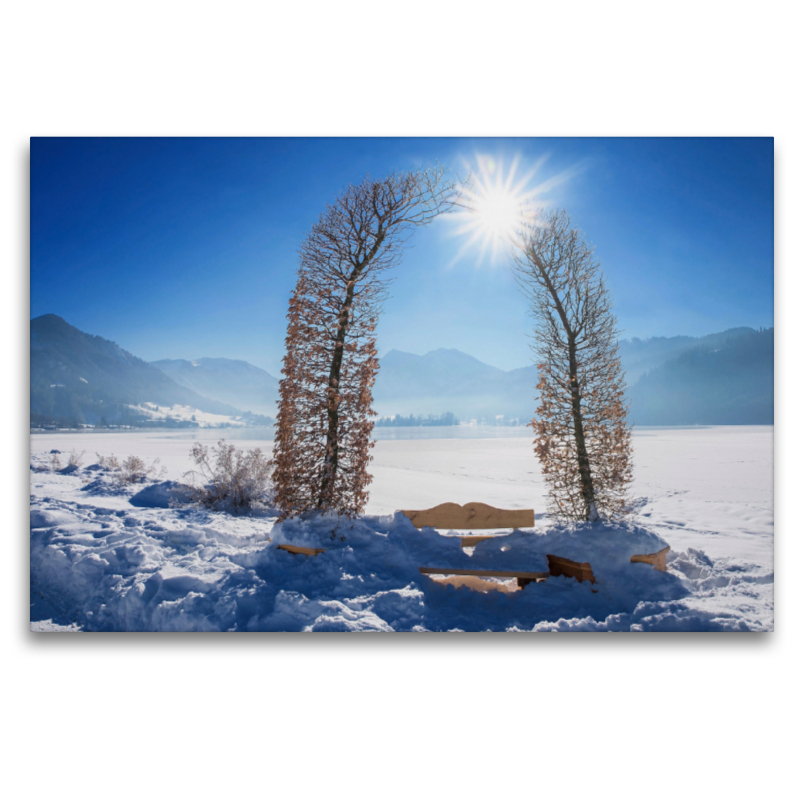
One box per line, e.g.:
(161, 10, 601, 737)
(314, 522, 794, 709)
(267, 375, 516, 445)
(513, 209, 632, 521)
(271, 167, 455, 519)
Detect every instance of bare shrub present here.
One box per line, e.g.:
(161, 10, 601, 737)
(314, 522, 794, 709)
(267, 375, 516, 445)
(68, 449, 85, 468)
(95, 453, 165, 484)
(49, 452, 62, 471)
(96, 453, 120, 471)
(120, 455, 165, 484)
(185, 440, 272, 514)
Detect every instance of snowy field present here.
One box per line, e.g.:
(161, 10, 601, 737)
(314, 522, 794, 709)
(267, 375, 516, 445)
(29, 425, 773, 632)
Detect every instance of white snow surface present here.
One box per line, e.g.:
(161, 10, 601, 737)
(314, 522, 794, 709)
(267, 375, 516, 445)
(127, 402, 248, 427)
(29, 426, 773, 632)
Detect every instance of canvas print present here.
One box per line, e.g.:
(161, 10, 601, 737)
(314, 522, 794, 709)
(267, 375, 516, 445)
(29, 137, 774, 632)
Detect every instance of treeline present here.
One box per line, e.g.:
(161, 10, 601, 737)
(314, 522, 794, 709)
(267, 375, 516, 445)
(375, 412, 460, 427)
(31, 410, 274, 430)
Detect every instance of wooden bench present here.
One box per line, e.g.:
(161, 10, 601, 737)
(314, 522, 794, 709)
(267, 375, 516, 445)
(277, 544, 326, 556)
(407, 502, 600, 592)
(402, 502, 534, 547)
(630, 546, 670, 572)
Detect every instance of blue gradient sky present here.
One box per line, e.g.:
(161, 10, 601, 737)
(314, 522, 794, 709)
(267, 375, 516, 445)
(31, 137, 773, 374)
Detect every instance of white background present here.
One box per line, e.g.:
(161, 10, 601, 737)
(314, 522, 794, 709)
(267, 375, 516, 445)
(4, 2, 796, 798)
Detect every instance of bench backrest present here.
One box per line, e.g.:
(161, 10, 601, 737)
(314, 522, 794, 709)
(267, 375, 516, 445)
(401, 502, 535, 530)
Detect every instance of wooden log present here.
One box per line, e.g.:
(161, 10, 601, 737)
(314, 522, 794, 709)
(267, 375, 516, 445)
(402, 502, 534, 530)
(277, 544, 325, 556)
(630, 546, 670, 572)
(546, 554, 596, 584)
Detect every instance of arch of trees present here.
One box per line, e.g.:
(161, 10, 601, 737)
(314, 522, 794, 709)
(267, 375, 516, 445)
(269, 167, 632, 523)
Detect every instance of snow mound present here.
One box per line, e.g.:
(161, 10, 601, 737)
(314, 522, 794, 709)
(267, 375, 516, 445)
(129, 481, 194, 508)
(80, 474, 135, 496)
(28, 455, 773, 632)
(30, 619, 81, 632)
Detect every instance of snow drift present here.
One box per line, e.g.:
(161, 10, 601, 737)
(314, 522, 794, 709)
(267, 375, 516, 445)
(29, 456, 771, 632)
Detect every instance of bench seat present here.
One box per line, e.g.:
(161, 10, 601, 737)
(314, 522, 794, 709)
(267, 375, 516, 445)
(419, 566, 550, 589)
(420, 554, 598, 590)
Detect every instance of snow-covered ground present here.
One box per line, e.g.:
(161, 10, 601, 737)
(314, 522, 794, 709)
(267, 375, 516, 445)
(126, 402, 249, 427)
(29, 426, 773, 631)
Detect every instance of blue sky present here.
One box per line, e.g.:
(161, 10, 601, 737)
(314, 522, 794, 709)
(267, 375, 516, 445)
(30, 137, 773, 374)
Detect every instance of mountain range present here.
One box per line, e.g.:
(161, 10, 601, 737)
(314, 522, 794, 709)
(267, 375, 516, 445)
(30, 315, 271, 428)
(372, 327, 773, 425)
(626, 327, 773, 425)
(29, 315, 774, 428)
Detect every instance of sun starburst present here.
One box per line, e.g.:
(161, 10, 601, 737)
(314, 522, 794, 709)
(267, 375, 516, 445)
(448, 154, 544, 267)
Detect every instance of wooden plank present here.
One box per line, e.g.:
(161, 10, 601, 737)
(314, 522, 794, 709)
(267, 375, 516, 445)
(429, 575, 521, 594)
(419, 567, 549, 581)
(630, 546, 670, 572)
(277, 544, 325, 556)
(402, 502, 534, 530)
(546, 554, 596, 584)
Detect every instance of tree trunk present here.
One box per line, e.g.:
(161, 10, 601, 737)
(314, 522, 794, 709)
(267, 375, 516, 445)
(567, 337, 598, 521)
(316, 226, 387, 508)
(317, 277, 359, 507)
(534, 256, 598, 521)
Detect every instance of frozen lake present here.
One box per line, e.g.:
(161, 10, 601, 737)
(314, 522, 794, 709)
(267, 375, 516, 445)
(31, 424, 773, 566)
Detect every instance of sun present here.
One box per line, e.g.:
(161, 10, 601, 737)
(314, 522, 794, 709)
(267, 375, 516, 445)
(448, 155, 542, 266)
(472, 183, 522, 241)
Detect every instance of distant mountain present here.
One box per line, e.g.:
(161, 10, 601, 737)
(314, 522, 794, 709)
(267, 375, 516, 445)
(628, 328, 773, 425)
(151, 358, 279, 417)
(30, 315, 267, 427)
(618, 327, 758, 384)
(372, 327, 774, 425)
(619, 335, 697, 384)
